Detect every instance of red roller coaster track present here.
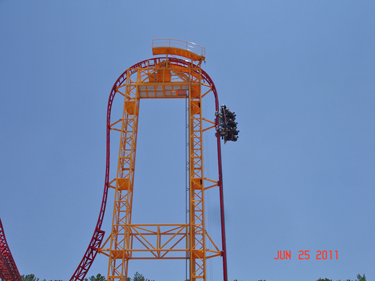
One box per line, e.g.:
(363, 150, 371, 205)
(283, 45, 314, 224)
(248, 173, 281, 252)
(0, 219, 22, 281)
(0, 57, 228, 281)
(70, 57, 228, 281)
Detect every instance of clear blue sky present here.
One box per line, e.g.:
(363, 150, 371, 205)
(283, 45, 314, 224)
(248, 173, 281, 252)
(0, 1, 374, 281)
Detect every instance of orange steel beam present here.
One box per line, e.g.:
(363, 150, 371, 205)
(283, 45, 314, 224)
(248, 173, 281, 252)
(188, 63, 207, 280)
(99, 57, 220, 281)
(92, 41, 228, 281)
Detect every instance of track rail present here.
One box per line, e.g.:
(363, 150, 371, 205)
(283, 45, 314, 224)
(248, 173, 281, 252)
(70, 57, 228, 281)
(0, 219, 22, 281)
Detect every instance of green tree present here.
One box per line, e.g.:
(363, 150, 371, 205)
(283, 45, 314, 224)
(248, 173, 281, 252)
(21, 275, 62, 281)
(21, 274, 39, 281)
(317, 279, 332, 281)
(356, 274, 366, 281)
(133, 272, 146, 281)
(84, 273, 106, 281)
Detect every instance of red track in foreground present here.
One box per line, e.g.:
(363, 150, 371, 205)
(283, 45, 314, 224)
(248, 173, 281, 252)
(0, 219, 22, 281)
(71, 57, 228, 281)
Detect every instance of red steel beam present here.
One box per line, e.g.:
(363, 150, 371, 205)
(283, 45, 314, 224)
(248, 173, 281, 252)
(0, 219, 22, 281)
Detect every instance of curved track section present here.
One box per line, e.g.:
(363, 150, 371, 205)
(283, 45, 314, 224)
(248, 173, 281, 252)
(71, 57, 227, 281)
(0, 219, 22, 281)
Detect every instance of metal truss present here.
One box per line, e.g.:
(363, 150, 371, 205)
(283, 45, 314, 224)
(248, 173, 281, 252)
(0, 219, 21, 281)
(71, 54, 228, 281)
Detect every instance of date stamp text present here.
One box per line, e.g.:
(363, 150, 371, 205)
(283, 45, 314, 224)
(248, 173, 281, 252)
(274, 250, 338, 260)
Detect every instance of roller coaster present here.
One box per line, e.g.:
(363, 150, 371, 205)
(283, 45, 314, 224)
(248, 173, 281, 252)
(0, 39, 238, 281)
(0, 219, 21, 281)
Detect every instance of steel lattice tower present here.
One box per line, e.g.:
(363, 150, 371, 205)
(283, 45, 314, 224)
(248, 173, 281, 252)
(71, 39, 230, 281)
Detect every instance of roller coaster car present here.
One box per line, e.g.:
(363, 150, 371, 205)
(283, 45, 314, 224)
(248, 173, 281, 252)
(215, 105, 239, 143)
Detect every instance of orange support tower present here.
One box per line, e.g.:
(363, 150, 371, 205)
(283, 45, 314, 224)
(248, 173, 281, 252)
(97, 39, 228, 281)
